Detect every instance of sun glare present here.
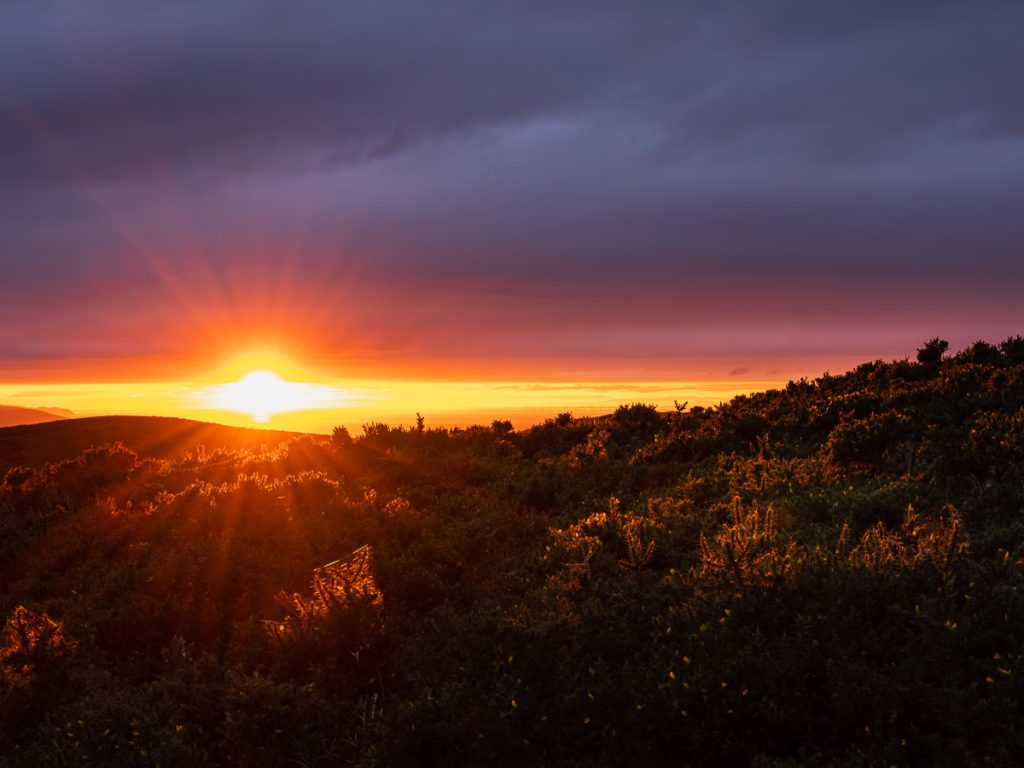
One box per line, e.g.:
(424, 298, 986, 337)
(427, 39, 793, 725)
(204, 369, 346, 423)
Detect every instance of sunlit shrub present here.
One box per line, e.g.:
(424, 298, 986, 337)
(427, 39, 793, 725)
(698, 499, 797, 595)
(848, 505, 967, 575)
(266, 545, 385, 682)
(0, 606, 73, 688)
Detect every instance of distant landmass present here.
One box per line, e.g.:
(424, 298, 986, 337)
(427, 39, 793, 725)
(0, 404, 71, 429)
(35, 406, 75, 418)
(0, 414, 307, 472)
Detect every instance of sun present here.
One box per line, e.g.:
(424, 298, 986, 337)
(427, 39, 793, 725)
(217, 370, 290, 423)
(204, 368, 346, 423)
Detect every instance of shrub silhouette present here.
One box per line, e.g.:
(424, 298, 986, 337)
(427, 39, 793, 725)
(916, 337, 949, 364)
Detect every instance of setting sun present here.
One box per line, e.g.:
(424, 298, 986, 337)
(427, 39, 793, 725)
(203, 369, 347, 423)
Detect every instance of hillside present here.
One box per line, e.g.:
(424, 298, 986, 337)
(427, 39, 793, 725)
(3, 337, 1024, 766)
(0, 415, 305, 473)
(0, 405, 68, 429)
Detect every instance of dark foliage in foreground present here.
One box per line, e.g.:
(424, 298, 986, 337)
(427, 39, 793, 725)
(3, 338, 1024, 766)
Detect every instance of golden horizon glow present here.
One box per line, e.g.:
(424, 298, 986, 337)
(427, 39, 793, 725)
(200, 349, 315, 384)
(0, 376, 784, 433)
(197, 369, 349, 423)
(0, 344, 812, 433)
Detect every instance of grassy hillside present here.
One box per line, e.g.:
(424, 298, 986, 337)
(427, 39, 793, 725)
(3, 337, 1024, 766)
(0, 415, 304, 473)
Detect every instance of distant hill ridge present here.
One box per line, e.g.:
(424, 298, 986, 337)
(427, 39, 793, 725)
(0, 404, 70, 429)
(0, 415, 308, 472)
(36, 407, 75, 418)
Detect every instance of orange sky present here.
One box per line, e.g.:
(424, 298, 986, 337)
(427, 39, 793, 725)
(3, 275, 1019, 434)
(2, 4, 1023, 435)
(0, 339, 880, 433)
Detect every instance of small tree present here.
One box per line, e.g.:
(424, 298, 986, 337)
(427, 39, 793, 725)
(916, 338, 949, 365)
(331, 425, 353, 449)
(491, 419, 513, 435)
(959, 340, 1001, 366)
(999, 335, 1024, 364)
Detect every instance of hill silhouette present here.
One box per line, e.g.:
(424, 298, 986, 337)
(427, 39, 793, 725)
(35, 407, 75, 418)
(3, 337, 1024, 766)
(0, 404, 68, 429)
(0, 415, 305, 473)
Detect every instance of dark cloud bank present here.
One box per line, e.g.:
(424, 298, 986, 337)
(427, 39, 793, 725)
(1, 1, 1023, 372)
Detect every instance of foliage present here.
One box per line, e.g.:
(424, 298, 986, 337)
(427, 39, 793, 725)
(4, 337, 1024, 765)
(916, 337, 949, 365)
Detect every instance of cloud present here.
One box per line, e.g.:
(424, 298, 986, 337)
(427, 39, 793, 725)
(1, 1, 1023, 374)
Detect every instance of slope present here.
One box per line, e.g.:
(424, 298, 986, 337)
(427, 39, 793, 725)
(0, 414, 306, 473)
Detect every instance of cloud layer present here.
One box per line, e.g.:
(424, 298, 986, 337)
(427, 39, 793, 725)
(2, 1, 1023, 379)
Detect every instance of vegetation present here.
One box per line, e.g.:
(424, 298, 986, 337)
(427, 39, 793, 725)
(0, 416, 301, 474)
(3, 338, 1024, 766)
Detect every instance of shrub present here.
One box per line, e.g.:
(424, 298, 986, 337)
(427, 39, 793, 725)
(916, 338, 949, 365)
(1, 606, 73, 688)
(265, 546, 386, 684)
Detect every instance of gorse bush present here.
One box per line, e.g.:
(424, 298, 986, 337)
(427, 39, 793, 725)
(0, 606, 73, 688)
(698, 500, 796, 595)
(266, 545, 386, 684)
(4, 337, 1024, 765)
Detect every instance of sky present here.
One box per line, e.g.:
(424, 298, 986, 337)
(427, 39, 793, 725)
(1, 1, 1023, 430)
